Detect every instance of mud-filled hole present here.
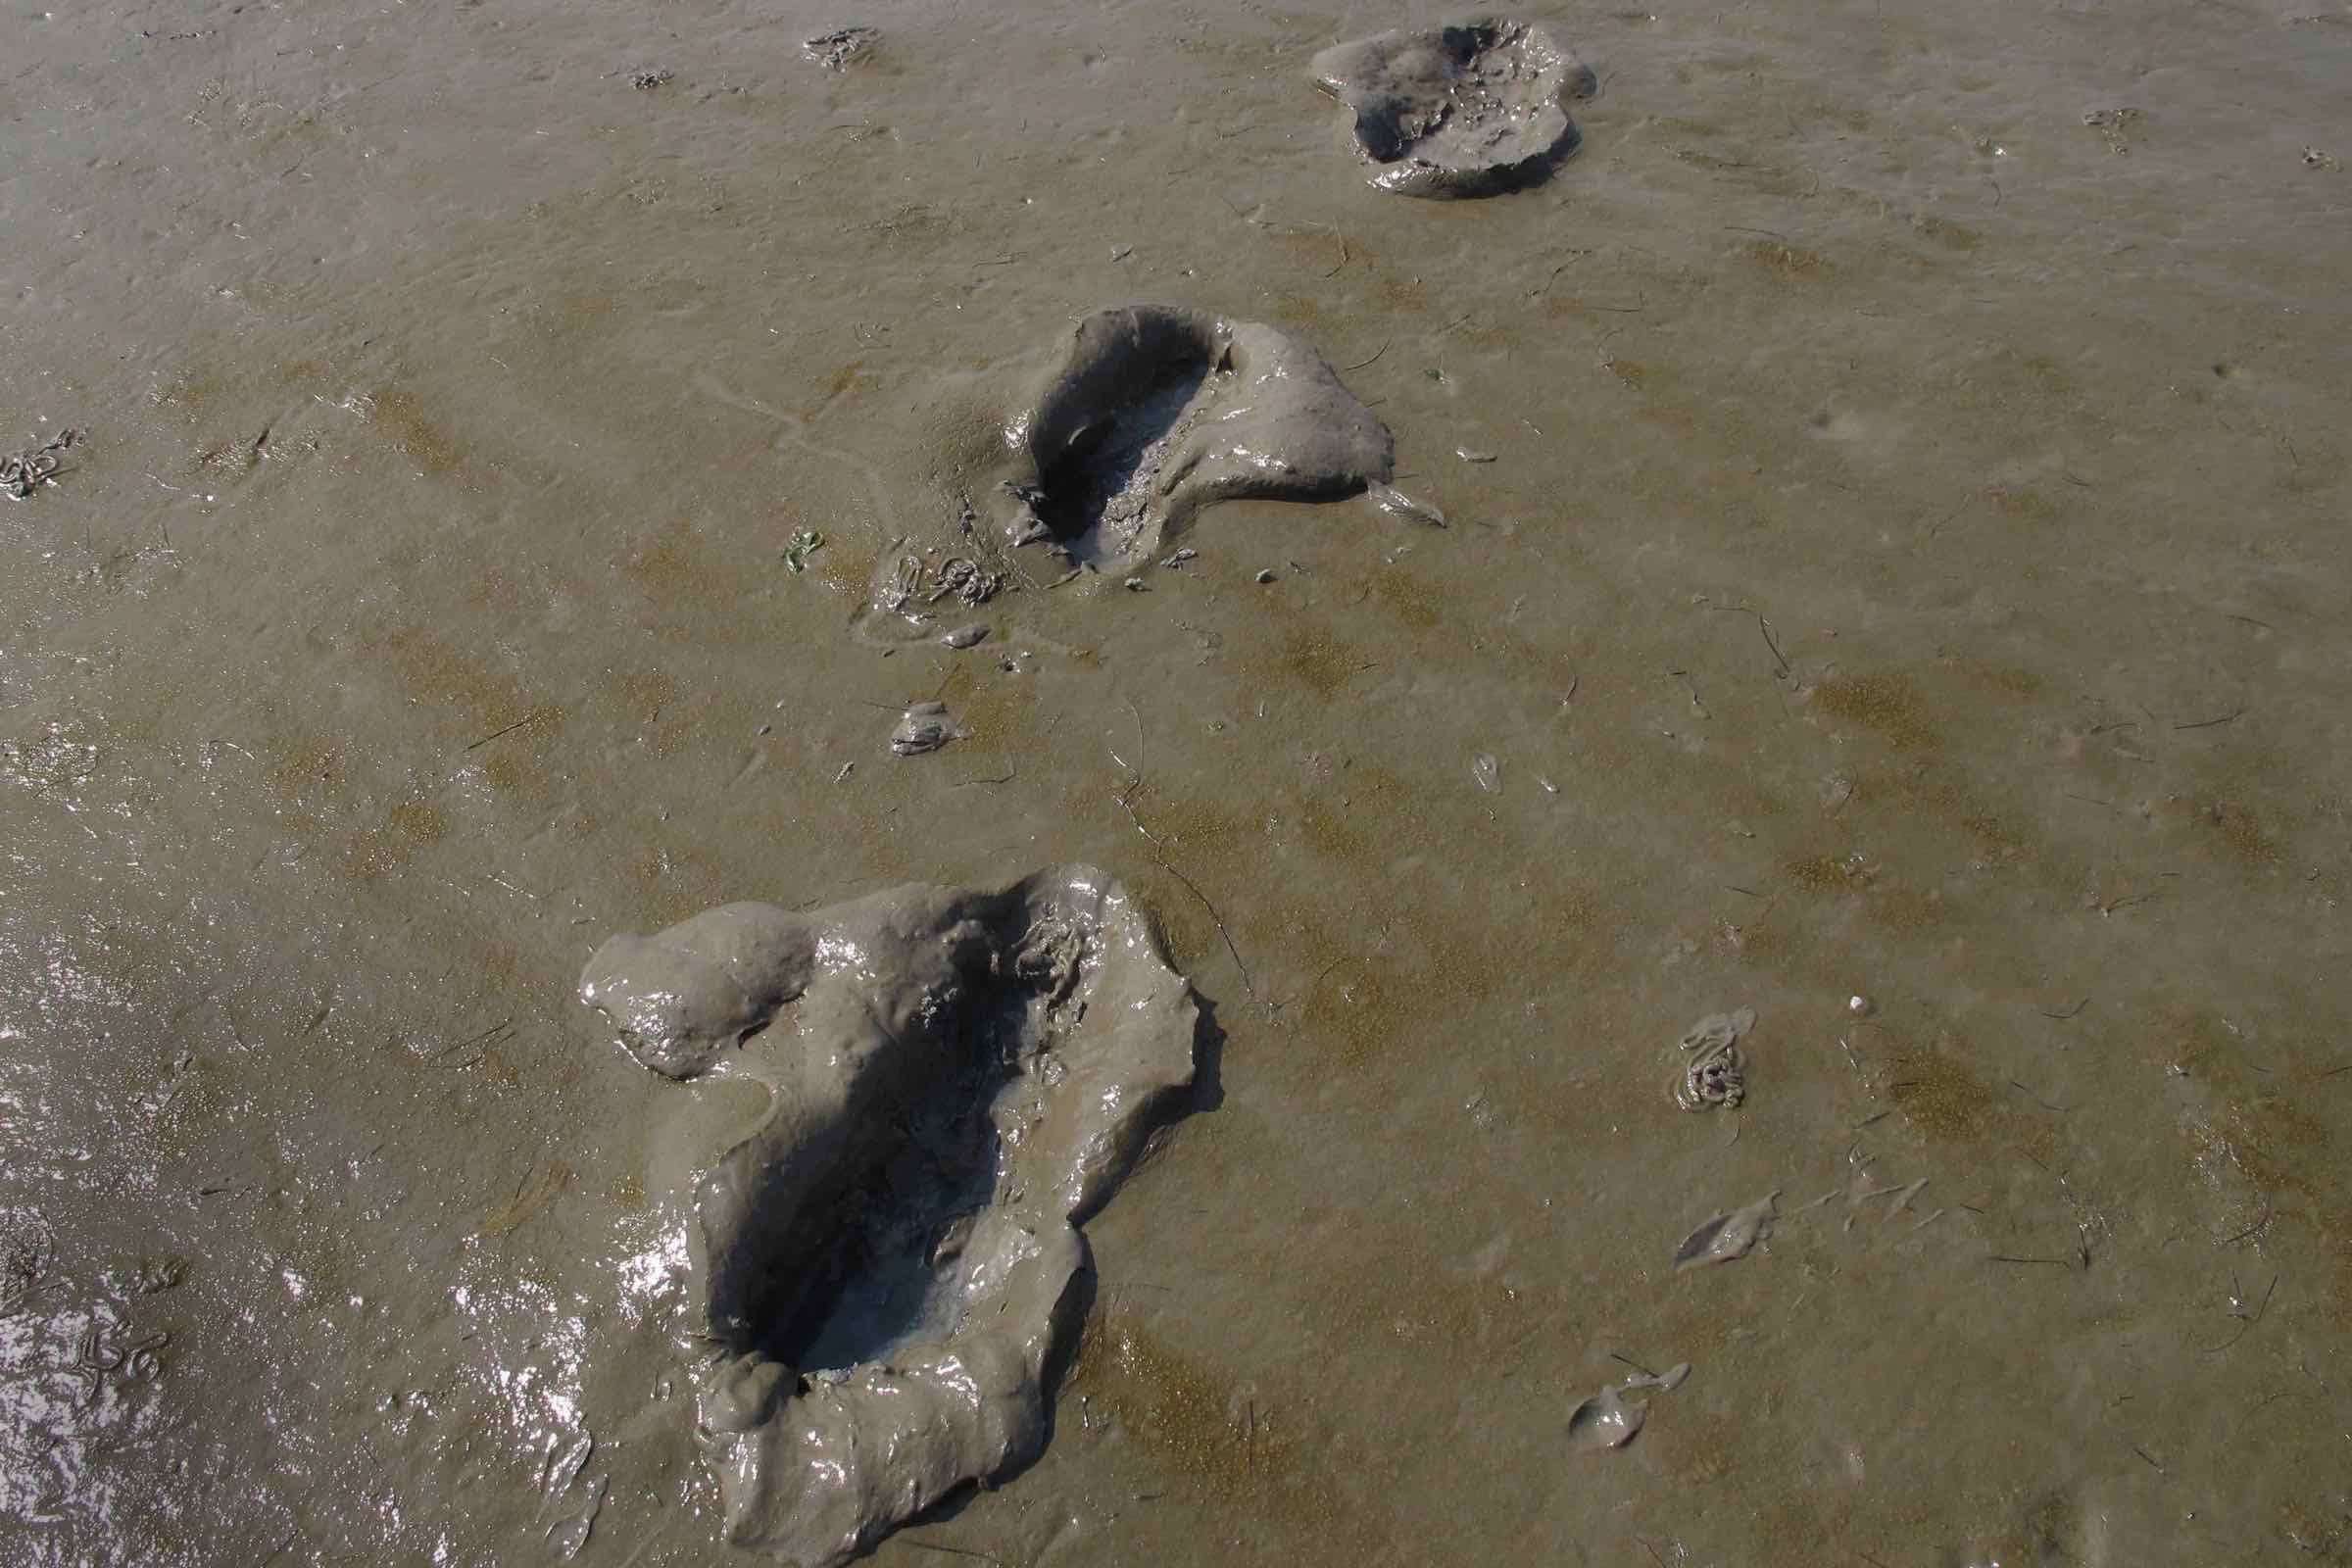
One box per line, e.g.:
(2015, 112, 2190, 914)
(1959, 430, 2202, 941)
(1030, 316, 1227, 562)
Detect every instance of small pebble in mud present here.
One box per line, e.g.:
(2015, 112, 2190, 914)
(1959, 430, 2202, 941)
(1256, 568, 1277, 584)
(940, 624, 989, 650)
(629, 68, 673, 89)
(1472, 752, 1501, 794)
(1159, 547, 1198, 569)
(1847, 994, 1874, 1017)
(1123, 576, 1148, 592)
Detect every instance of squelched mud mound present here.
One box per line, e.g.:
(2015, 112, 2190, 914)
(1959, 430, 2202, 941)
(1310, 20, 1597, 198)
(578, 867, 1198, 1567)
(989, 306, 1395, 569)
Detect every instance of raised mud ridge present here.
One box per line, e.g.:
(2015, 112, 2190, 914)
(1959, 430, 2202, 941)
(1311, 19, 1596, 198)
(995, 305, 1395, 567)
(578, 867, 1198, 1568)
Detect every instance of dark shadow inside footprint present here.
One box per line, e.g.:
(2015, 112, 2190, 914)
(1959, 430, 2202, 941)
(706, 924, 1036, 1378)
(952, 307, 1393, 578)
(767, 1058, 1008, 1377)
(1030, 312, 1223, 563)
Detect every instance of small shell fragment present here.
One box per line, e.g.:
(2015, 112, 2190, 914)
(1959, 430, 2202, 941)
(1635, 1362, 1692, 1393)
(1370, 485, 1447, 527)
(1255, 568, 1277, 584)
(1455, 448, 1497, 464)
(940, 624, 990, 650)
(1674, 1192, 1779, 1271)
(1567, 1386, 1646, 1450)
(1123, 576, 1148, 592)
(1472, 752, 1501, 794)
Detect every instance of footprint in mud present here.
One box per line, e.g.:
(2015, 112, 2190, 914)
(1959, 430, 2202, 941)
(577, 867, 1198, 1568)
(1310, 20, 1597, 198)
(988, 306, 1396, 571)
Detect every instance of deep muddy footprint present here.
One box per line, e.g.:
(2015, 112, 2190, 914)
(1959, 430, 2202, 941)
(988, 306, 1395, 569)
(577, 867, 1199, 1567)
(1311, 20, 1596, 198)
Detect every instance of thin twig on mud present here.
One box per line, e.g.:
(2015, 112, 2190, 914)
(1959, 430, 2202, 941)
(1708, 602, 1789, 675)
(1115, 777, 1257, 1004)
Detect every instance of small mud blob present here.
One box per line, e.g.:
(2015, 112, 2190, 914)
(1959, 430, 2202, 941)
(940, 623, 990, 650)
(578, 867, 1198, 1567)
(1675, 1192, 1780, 1271)
(1675, 1004, 1754, 1110)
(889, 701, 959, 756)
(1567, 1385, 1645, 1449)
(1310, 20, 1597, 198)
(993, 306, 1394, 567)
(804, 26, 877, 70)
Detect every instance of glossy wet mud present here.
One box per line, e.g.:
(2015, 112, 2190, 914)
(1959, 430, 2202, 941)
(994, 306, 1395, 568)
(5, 0, 2351, 1563)
(579, 868, 1197, 1565)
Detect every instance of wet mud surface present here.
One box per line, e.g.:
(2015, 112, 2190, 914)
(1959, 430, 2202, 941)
(5, 0, 2352, 1564)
